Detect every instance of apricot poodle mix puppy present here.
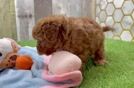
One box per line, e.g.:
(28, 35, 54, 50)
(32, 15, 112, 65)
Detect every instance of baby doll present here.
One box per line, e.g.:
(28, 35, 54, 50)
(48, 51, 82, 75)
(0, 38, 19, 62)
(0, 38, 20, 68)
(0, 38, 33, 70)
(42, 51, 83, 88)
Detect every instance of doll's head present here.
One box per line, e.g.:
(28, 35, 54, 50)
(0, 38, 13, 62)
(0, 38, 21, 68)
(0, 38, 20, 62)
(48, 51, 82, 75)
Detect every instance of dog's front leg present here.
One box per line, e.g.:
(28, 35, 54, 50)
(94, 45, 106, 65)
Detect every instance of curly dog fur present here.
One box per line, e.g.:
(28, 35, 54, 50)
(32, 15, 112, 65)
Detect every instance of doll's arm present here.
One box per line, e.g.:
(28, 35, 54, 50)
(0, 53, 17, 69)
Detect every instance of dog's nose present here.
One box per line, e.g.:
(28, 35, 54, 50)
(37, 51, 43, 55)
(37, 48, 44, 55)
(37, 46, 44, 55)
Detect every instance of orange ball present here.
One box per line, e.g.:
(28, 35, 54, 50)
(15, 55, 33, 70)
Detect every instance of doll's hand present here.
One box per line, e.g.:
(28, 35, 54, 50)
(0, 54, 17, 68)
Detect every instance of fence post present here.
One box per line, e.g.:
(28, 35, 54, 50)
(15, 0, 35, 41)
(34, 0, 52, 22)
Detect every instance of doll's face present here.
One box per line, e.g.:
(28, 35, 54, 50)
(0, 46, 6, 62)
(0, 39, 13, 62)
(0, 48, 9, 62)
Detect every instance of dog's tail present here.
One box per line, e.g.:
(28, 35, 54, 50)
(102, 26, 114, 32)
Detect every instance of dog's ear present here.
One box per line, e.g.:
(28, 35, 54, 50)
(32, 16, 67, 42)
(41, 22, 67, 43)
(32, 21, 44, 41)
(58, 24, 67, 41)
(41, 22, 60, 43)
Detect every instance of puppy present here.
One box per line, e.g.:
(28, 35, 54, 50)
(32, 15, 112, 65)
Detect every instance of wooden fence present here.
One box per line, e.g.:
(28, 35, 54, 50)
(0, 0, 95, 41)
(0, 0, 17, 40)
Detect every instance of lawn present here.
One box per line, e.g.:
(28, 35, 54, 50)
(18, 39, 134, 88)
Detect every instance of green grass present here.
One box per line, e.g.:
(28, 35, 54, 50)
(18, 39, 134, 88)
(80, 39, 134, 88)
(18, 40, 37, 47)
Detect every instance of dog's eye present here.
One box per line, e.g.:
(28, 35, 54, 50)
(0, 52, 2, 57)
